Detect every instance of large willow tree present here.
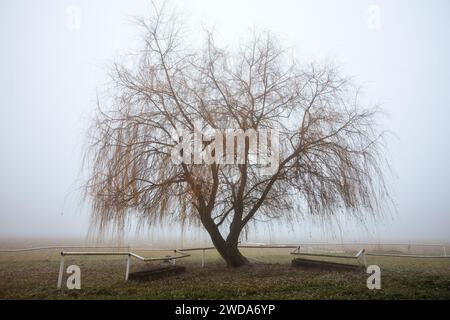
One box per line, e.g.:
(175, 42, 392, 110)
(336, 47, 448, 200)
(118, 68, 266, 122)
(84, 4, 390, 267)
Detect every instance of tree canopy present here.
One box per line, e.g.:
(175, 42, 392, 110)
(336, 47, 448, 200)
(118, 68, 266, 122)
(84, 4, 391, 267)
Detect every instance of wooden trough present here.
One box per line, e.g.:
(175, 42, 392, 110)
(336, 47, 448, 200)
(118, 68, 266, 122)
(291, 257, 363, 272)
(128, 265, 186, 281)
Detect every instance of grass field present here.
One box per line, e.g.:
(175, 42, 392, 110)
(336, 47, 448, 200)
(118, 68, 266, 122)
(1, 247, 449, 300)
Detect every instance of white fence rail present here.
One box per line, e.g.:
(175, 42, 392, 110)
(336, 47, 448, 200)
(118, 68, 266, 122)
(2, 242, 449, 289)
(56, 249, 190, 289)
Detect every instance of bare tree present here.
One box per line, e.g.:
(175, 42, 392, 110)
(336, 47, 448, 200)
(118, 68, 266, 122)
(84, 5, 391, 267)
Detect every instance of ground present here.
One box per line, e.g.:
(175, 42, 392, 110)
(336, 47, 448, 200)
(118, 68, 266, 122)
(1, 247, 449, 299)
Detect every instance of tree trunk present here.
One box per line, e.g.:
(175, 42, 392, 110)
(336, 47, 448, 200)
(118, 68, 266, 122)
(201, 215, 249, 267)
(211, 237, 249, 268)
(219, 240, 249, 268)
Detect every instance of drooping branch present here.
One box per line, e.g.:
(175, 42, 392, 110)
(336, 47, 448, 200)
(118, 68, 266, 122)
(83, 4, 391, 267)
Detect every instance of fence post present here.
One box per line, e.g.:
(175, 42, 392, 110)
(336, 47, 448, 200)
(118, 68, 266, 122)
(125, 254, 131, 281)
(57, 253, 65, 289)
(362, 250, 367, 267)
(202, 249, 205, 268)
(356, 249, 367, 267)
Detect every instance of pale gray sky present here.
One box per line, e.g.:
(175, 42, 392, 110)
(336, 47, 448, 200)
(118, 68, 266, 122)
(1, 0, 449, 243)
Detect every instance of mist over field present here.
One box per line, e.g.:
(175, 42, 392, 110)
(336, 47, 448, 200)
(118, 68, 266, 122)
(1, 0, 450, 245)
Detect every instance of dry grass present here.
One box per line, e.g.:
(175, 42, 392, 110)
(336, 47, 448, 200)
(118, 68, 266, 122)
(0, 248, 449, 300)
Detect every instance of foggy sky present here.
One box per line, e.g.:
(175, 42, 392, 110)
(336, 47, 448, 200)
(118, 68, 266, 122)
(1, 0, 450, 243)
